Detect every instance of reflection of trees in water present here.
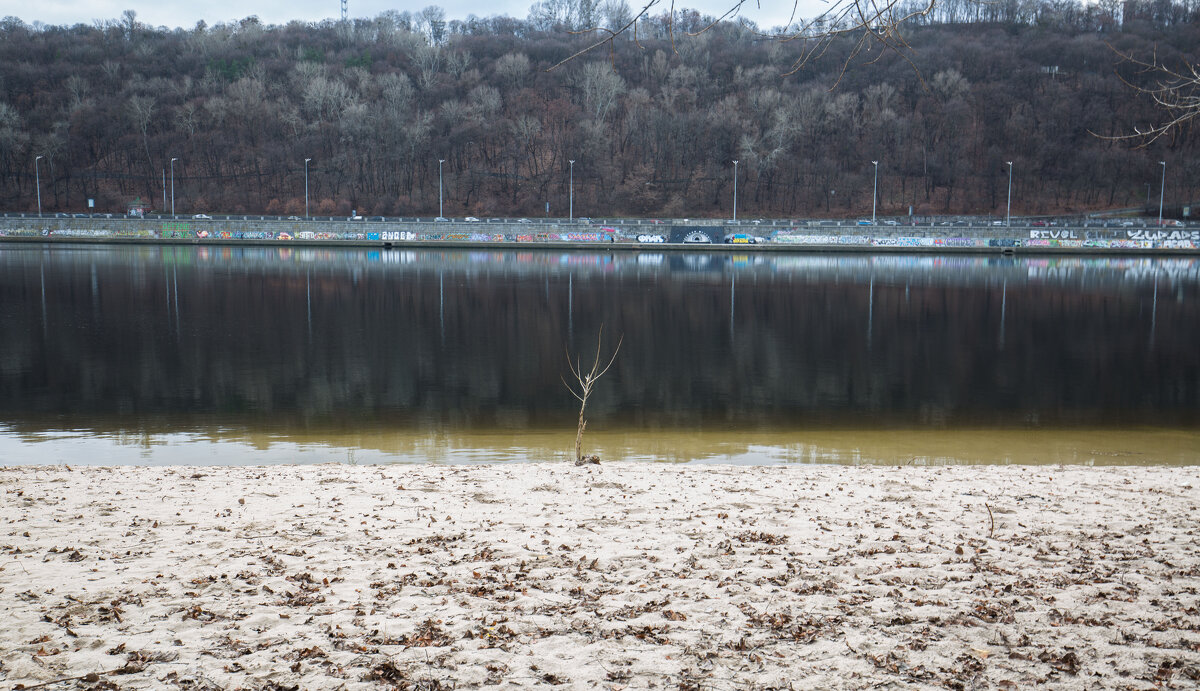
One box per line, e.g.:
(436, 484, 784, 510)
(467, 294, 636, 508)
(0, 250, 1197, 428)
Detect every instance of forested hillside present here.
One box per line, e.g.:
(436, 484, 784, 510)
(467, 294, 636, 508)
(0, 1, 1197, 218)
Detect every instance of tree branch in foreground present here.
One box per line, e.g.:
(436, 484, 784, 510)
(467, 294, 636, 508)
(551, 0, 937, 87)
(1102, 45, 1200, 146)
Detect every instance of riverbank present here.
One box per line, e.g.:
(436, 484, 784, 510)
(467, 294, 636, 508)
(2, 463, 1199, 689)
(2, 216, 1199, 253)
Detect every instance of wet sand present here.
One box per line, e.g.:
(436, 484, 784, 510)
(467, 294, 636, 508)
(2, 463, 1199, 689)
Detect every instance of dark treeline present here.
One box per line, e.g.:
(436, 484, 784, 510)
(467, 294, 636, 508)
(0, 0, 1197, 218)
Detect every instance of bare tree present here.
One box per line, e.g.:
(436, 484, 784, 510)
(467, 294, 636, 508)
(551, 0, 939, 77)
(562, 330, 623, 465)
(126, 94, 156, 171)
(1108, 47, 1200, 145)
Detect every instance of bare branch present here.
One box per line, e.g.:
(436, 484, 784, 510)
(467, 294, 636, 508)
(1097, 44, 1200, 146)
(547, 0, 662, 71)
(563, 328, 623, 463)
(549, 0, 931, 75)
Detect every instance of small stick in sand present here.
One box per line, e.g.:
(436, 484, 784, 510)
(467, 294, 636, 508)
(985, 502, 995, 539)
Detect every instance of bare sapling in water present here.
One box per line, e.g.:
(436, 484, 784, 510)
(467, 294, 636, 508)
(563, 329, 622, 465)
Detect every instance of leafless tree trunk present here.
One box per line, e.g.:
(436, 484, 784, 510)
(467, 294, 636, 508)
(562, 329, 622, 464)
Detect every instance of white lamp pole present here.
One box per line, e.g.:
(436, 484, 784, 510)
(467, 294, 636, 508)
(170, 157, 178, 217)
(34, 155, 43, 217)
(1006, 161, 1013, 227)
(1158, 161, 1166, 226)
(569, 159, 574, 220)
(438, 159, 445, 218)
(732, 160, 738, 221)
(871, 160, 879, 223)
(304, 158, 311, 219)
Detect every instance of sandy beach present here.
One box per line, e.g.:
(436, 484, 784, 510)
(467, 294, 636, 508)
(1, 462, 1198, 689)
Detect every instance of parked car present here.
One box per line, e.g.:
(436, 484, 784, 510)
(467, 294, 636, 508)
(464, 216, 481, 222)
(856, 219, 874, 226)
(192, 214, 212, 219)
(348, 215, 364, 220)
(287, 216, 302, 220)
(883, 219, 900, 226)
(516, 218, 532, 223)
(434, 216, 449, 222)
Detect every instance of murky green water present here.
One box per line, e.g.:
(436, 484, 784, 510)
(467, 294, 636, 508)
(1, 244, 1196, 465)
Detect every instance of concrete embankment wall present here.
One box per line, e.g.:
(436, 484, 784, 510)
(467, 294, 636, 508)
(0, 217, 1197, 253)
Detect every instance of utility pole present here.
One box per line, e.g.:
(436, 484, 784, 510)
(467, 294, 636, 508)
(1006, 161, 1013, 227)
(35, 155, 43, 216)
(871, 160, 879, 223)
(1159, 161, 1166, 226)
(304, 158, 311, 219)
(732, 160, 738, 221)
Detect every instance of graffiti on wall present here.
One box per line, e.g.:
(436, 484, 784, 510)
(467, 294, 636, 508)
(1128, 229, 1200, 242)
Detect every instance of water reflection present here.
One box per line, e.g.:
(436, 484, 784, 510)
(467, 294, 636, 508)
(0, 244, 1197, 465)
(1, 423, 1196, 467)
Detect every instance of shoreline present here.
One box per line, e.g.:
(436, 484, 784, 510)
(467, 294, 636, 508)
(2, 463, 1199, 689)
(3, 425, 1200, 466)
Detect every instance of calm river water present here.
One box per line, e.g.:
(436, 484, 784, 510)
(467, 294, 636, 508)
(0, 243, 1197, 465)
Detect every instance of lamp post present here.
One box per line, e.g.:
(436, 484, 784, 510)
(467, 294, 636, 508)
(438, 159, 445, 218)
(170, 157, 178, 218)
(304, 158, 311, 220)
(732, 160, 738, 221)
(1158, 160, 1166, 226)
(871, 160, 879, 223)
(568, 159, 574, 220)
(34, 155, 43, 217)
(1006, 161, 1013, 227)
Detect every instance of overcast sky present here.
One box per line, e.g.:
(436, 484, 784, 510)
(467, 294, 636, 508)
(12, 0, 824, 32)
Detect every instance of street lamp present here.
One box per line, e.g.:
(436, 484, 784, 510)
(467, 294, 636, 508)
(34, 155, 43, 217)
(1158, 160, 1166, 226)
(871, 160, 879, 223)
(732, 160, 738, 221)
(438, 159, 445, 218)
(568, 159, 574, 221)
(304, 158, 312, 220)
(1006, 161, 1013, 227)
(170, 157, 178, 217)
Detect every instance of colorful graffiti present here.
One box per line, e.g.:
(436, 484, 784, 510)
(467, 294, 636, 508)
(5, 222, 1200, 253)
